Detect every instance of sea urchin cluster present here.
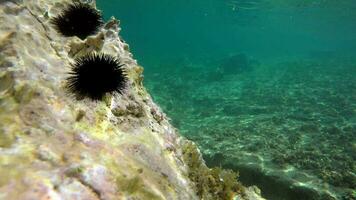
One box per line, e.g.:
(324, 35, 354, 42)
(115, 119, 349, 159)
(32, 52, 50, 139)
(66, 53, 127, 100)
(51, 2, 103, 39)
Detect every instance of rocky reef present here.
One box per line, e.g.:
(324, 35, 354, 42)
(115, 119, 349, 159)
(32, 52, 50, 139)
(0, 0, 264, 199)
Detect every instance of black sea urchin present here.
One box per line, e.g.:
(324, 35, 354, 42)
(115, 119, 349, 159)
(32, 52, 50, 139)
(66, 54, 127, 100)
(51, 2, 103, 39)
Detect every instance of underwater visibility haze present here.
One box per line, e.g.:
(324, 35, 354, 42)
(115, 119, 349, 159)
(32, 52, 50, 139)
(97, 0, 356, 199)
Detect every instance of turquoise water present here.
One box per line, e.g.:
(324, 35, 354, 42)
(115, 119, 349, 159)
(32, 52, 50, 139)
(97, 1, 356, 199)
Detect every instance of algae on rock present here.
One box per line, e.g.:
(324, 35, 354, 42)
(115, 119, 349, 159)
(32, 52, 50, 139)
(182, 141, 245, 200)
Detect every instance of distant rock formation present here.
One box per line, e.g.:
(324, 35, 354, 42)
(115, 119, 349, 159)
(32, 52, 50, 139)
(219, 53, 254, 74)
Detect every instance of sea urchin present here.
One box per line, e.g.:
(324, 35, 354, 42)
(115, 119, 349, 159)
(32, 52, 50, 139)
(51, 2, 103, 39)
(66, 53, 127, 100)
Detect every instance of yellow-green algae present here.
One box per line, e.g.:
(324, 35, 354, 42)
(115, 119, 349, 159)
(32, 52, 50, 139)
(182, 141, 246, 200)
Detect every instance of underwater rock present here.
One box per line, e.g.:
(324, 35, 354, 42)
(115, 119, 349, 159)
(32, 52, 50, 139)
(219, 53, 254, 74)
(68, 32, 105, 58)
(205, 53, 256, 82)
(0, 0, 264, 200)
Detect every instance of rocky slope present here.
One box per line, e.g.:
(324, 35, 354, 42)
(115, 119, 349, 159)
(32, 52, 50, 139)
(0, 0, 264, 199)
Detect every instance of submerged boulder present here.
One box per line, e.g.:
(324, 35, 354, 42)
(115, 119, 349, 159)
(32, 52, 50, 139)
(0, 0, 264, 199)
(219, 53, 254, 74)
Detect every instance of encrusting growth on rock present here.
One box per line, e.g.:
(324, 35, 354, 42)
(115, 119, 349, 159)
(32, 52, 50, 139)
(182, 141, 246, 200)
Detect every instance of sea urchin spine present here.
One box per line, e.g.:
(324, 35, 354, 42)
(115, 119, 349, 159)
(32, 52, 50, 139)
(51, 2, 103, 39)
(66, 53, 128, 100)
